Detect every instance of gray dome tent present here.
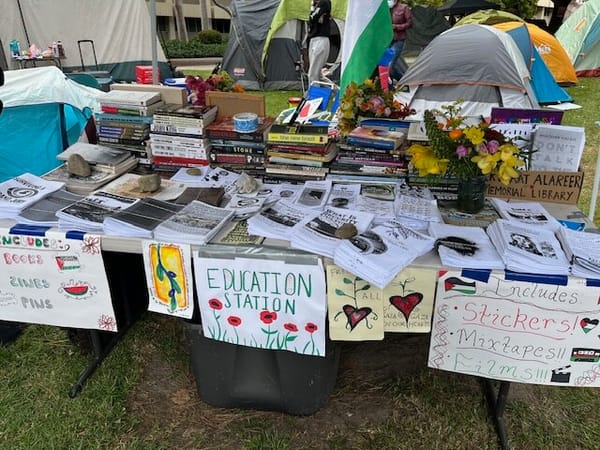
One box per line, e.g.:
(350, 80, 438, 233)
(222, 0, 347, 91)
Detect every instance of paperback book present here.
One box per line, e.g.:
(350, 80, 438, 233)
(15, 188, 84, 226)
(0, 173, 65, 219)
(103, 198, 183, 238)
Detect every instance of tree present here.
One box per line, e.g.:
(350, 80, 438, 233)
(547, 0, 570, 34)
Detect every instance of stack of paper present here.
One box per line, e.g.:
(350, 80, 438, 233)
(334, 221, 435, 288)
(247, 200, 310, 240)
(490, 198, 561, 232)
(0, 173, 64, 219)
(428, 222, 504, 270)
(15, 188, 83, 226)
(153, 200, 234, 245)
(394, 192, 442, 230)
(56, 191, 138, 232)
(557, 227, 600, 279)
(290, 206, 375, 258)
(487, 219, 570, 275)
(292, 180, 333, 210)
(103, 198, 183, 238)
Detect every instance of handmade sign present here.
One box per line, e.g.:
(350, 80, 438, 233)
(0, 225, 117, 331)
(487, 170, 584, 204)
(327, 265, 436, 340)
(142, 241, 193, 319)
(429, 269, 600, 386)
(194, 255, 327, 356)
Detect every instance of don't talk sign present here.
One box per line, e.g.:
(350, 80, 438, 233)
(194, 255, 327, 356)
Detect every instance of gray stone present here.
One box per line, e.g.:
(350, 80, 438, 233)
(186, 167, 203, 176)
(335, 223, 358, 239)
(67, 153, 91, 177)
(138, 173, 162, 192)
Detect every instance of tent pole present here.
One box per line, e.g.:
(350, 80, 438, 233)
(150, 0, 158, 85)
(17, 0, 31, 47)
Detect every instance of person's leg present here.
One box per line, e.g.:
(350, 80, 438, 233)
(308, 37, 328, 86)
(389, 40, 405, 81)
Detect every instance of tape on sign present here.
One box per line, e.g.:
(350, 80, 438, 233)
(233, 112, 259, 133)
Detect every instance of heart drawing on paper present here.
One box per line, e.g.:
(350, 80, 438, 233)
(342, 304, 373, 331)
(389, 292, 423, 323)
(581, 318, 599, 334)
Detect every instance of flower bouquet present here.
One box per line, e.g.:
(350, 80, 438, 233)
(407, 101, 530, 213)
(185, 70, 245, 106)
(337, 77, 414, 135)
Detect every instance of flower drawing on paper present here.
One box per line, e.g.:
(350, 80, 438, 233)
(303, 322, 320, 356)
(97, 314, 117, 331)
(81, 235, 101, 255)
(277, 322, 298, 350)
(227, 315, 242, 344)
(150, 244, 188, 314)
(206, 297, 224, 340)
(333, 275, 378, 331)
(260, 310, 278, 348)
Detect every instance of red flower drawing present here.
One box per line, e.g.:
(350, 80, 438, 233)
(208, 298, 223, 310)
(305, 322, 318, 333)
(284, 323, 298, 332)
(260, 310, 278, 324)
(227, 316, 242, 327)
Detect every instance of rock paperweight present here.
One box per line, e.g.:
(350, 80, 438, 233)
(67, 153, 91, 177)
(334, 223, 358, 239)
(138, 173, 161, 192)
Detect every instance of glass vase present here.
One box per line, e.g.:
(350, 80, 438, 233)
(456, 176, 488, 214)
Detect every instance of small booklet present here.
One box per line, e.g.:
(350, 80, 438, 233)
(247, 199, 312, 241)
(103, 198, 183, 238)
(0, 173, 65, 219)
(490, 198, 561, 232)
(15, 188, 84, 227)
(153, 200, 234, 246)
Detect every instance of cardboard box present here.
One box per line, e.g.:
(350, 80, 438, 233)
(206, 91, 265, 119)
(487, 170, 584, 205)
(110, 83, 187, 106)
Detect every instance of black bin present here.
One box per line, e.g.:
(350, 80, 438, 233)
(183, 321, 340, 415)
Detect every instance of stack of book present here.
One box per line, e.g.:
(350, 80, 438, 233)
(149, 104, 218, 172)
(96, 89, 164, 170)
(205, 116, 274, 178)
(330, 125, 408, 180)
(265, 124, 331, 182)
(56, 142, 138, 178)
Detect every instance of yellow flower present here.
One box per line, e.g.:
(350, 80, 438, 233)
(464, 126, 485, 145)
(471, 152, 500, 175)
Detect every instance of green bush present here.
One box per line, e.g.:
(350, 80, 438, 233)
(162, 40, 227, 58)
(192, 29, 223, 44)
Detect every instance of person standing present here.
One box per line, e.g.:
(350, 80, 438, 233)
(308, 0, 332, 87)
(388, 0, 412, 80)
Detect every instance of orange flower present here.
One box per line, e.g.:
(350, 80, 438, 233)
(449, 129, 463, 140)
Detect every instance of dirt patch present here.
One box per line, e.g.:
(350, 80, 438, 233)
(124, 326, 435, 449)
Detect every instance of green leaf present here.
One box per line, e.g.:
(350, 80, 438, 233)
(343, 277, 352, 284)
(286, 335, 298, 342)
(260, 328, 278, 335)
(172, 279, 182, 294)
(169, 296, 177, 312)
(335, 289, 345, 296)
(360, 284, 371, 291)
(155, 264, 164, 281)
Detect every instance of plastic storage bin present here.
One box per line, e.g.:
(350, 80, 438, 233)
(183, 321, 341, 415)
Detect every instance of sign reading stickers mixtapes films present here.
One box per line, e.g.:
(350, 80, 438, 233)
(429, 270, 600, 387)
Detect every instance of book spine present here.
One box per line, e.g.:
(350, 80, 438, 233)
(98, 136, 148, 146)
(264, 164, 329, 176)
(152, 155, 209, 167)
(95, 113, 153, 124)
(205, 129, 266, 142)
(268, 143, 330, 155)
(209, 144, 266, 155)
(266, 150, 331, 162)
(207, 139, 267, 149)
(345, 136, 396, 150)
(267, 133, 328, 145)
(209, 152, 265, 165)
(150, 123, 204, 137)
(101, 105, 152, 117)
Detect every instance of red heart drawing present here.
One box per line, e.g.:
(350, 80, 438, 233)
(389, 292, 423, 323)
(342, 304, 372, 330)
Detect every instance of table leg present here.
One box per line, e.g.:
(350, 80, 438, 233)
(481, 378, 511, 450)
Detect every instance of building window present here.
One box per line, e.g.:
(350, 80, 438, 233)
(212, 19, 230, 34)
(185, 17, 203, 33)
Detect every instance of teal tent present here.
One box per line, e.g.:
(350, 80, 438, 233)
(556, 0, 600, 77)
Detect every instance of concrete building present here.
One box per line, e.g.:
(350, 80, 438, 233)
(151, 0, 233, 39)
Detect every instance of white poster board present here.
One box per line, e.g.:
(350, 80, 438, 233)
(194, 255, 327, 356)
(429, 270, 600, 386)
(0, 226, 117, 331)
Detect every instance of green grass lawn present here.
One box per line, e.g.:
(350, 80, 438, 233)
(0, 77, 599, 450)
